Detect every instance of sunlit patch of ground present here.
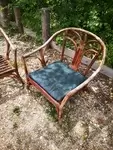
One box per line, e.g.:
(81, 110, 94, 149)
(0, 33, 113, 150)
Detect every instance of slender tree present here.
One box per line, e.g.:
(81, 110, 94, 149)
(0, 0, 9, 27)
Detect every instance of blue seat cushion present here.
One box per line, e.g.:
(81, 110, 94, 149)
(29, 61, 86, 101)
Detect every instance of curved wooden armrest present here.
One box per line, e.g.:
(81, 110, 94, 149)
(22, 41, 51, 59)
(0, 28, 17, 62)
(22, 47, 43, 59)
(60, 54, 106, 109)
(22, 28, 70, 59)
(22, 46, 46, 76)
(22, 35, 55, 69)
(0, 28, 15, 50)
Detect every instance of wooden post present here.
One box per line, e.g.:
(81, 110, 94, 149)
(13, 7, 24, 34)
(41, 8, 50, 43)
(0, 0, 9, 27)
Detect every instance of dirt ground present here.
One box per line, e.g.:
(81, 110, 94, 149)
(0, 32, 113, 150)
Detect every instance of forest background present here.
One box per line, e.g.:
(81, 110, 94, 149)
(0, 0, 113, 68)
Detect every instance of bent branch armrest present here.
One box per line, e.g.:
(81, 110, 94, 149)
(0, 28, 18, 70)
(23, 41, 51, 59)
(0, 28, 15, 50)
(60, 56, 106, 110)
(22, 47, 43, 76)
(22, 35, 55, 72)
(22, 28, 72, 59)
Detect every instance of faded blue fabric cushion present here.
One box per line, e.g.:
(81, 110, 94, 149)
(29, 61, 86, 101)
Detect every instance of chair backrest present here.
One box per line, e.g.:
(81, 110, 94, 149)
(50, 28, 106, 76)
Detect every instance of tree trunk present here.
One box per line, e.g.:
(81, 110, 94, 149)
(0, 0, 9, 27)
(14, 7, 24, 34)
(42, 8, 50, 43)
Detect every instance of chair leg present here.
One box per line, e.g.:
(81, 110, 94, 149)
(26, 78, 31, 89)
(26, 82, 31, 89)
(56, 107, 62, 121)
(11, 72, 24, 86)
(16, 72, 24, 86)
(82, 84, 90, 93)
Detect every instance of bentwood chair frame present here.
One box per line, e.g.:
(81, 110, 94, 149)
(0, 28, 24, 84)
(22, 27, 106, 120)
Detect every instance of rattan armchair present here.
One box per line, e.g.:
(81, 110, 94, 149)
(22, 27, 106, 120)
